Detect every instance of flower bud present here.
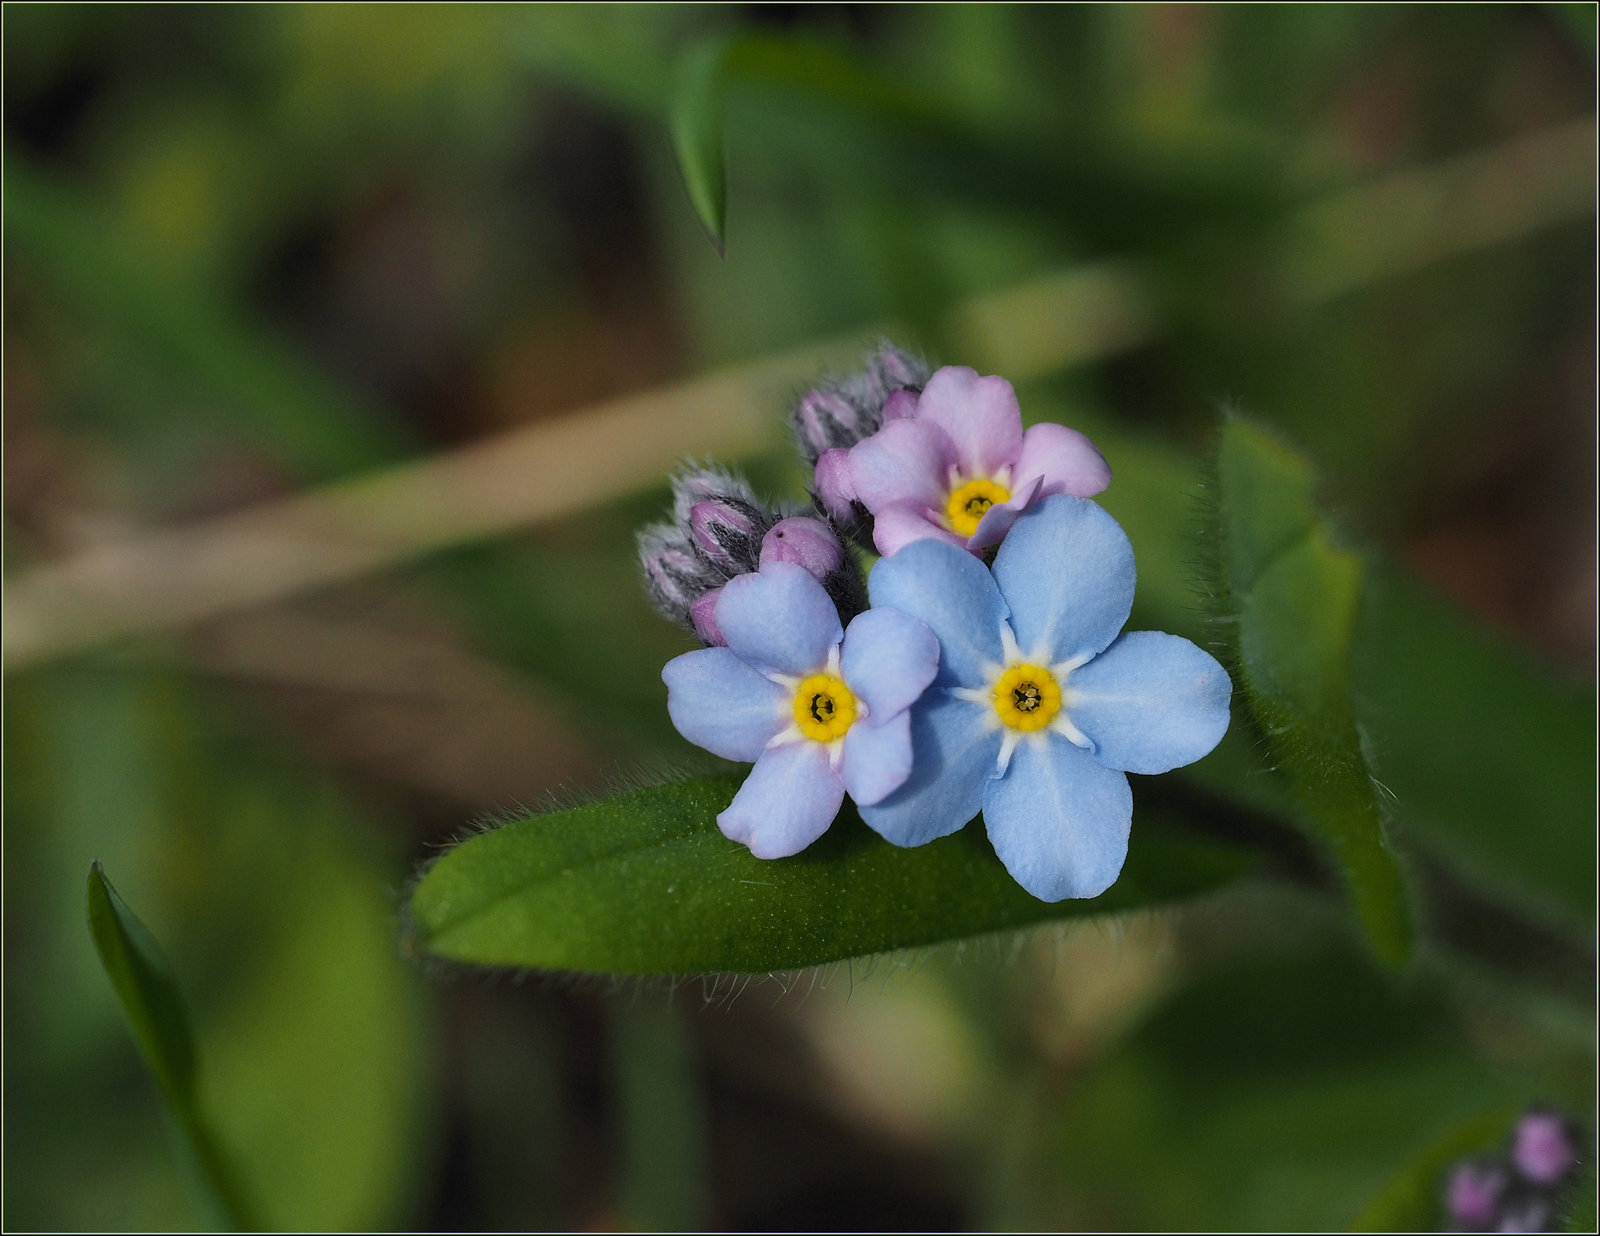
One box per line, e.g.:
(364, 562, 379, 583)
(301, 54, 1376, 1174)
(870, 340, 930, 391)
(760, 517, 844, 580)
(689, 497, 765, 574)
(813, 449, 857, 523)
(794, 388, 865, 462)
(1446, 1159, 1508, 1231)
(790, 341, 931, 466)
(638, 525, 720, 626)
(689, 587, 726, 646)
(1512, 1111, 1578, 1187)
(670, 465, 764, 528)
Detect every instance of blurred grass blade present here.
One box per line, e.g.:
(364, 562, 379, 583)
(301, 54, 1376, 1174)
(1212, 417, 1414, 967)
(611, 999, 708, 1231)
(405, 775, 1250, 975)
(666, 32, 1284, 254)
(87, 863, 255, 1231)
(88, 862, 197, 1106)
(670, 37, 731, 254)
(1346, 1107, 1513, 1231)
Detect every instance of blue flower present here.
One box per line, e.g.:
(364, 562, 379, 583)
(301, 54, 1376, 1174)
(663, 562, 939, 859)
(858, 494, 1232, 901)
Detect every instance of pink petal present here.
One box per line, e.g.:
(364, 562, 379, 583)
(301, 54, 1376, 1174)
(813, 448, 857, 521)
(1014, 421, 1111, 498)
(914, 366, 1023, 479)
(881, 388, 918, 422)
(967, 475, 1043, 551)
(872, 501, 968, 557)
(848, 417, 955, 513)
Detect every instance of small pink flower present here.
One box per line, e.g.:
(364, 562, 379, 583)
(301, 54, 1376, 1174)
(816, 366, 1111, 557)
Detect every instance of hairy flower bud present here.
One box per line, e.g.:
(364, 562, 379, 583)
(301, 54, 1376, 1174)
(670, 465, 768, 528)
(639, 465, 787, 643)
(638, 525, 721, 626)
(689, 497, 766, 574)
(790, 341, 931, 468)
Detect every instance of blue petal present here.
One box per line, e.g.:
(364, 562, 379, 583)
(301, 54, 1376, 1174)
(991, 495, 1134, 665)
(867, 539, 1007, 688)
(718, 741, 843, 859)
(716, 562, 843, 678)
(982, 735, 1131, 901)
(840, 606, 940, 725)
(1066, 631, 1233, 774)
(858, 690, 999, 847)
(840, 709, 912, 806)
(663, 648, 788, 761)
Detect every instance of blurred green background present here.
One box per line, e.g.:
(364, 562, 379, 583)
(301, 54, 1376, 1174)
(3, 4, 1594, 1231)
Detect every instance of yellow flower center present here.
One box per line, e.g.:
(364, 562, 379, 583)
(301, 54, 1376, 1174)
(793, 673, 857, 742)
(945, 478, 1012, 538)
(992, 663, 1062, 732)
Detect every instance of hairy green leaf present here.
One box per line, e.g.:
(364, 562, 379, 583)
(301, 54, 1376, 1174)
(1213, 417, 1413, 967)
(87, 863, 255, 1231)
(1346, 1107, 1513, 1231)
(406, 775, 1250, 976)
(669, 37, 731, 253)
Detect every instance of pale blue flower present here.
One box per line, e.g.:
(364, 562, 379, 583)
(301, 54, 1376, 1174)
(663, 562, 939, 859)
(859, 494, 1232, 901)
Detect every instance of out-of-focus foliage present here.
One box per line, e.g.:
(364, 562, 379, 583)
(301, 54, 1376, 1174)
(88, 863, 255, 1229)
(1211, 417, 1412, 967)
(4, 4, 1592, 1231)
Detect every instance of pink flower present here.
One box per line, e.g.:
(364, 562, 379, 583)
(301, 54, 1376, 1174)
(815, 366, 1111, 557)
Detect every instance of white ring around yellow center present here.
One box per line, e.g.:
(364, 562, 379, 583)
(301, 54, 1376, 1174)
(793, 673, 857, 742)
(992, 662, 1062, 732)
(945, 478, 1011, 538)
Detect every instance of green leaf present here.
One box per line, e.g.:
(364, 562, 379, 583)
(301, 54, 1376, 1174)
(406, 775, 1251, 976)
(1346, 1107, 1514, 1231)
(669, 37, 731, 253)
(1213, 416, 1413, 967)
(1354, 565, 1597, 930)
(87, 863, 255, 1231)
(87, 862, 197, 1108)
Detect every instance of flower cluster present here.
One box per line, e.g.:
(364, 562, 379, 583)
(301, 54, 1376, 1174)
(1444, 1109, 1584, 1233)
(640, 344, 1232, 901)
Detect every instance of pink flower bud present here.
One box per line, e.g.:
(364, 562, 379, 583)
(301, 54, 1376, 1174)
(689, 497, 762, 573)
(813, 449, 857, 523)
(760, 516, 844, 581)
(689, 587, 726, 646)
(1512, 1111, 1578, 1186)
(1446, 1159, 1507, 1230)
(795, 389, 863, 460)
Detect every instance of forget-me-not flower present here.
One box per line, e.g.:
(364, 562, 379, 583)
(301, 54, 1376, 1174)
(663, 562, 939, 858)
(817, 366, 1112, 558)
(858, 494, 1232, 901)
